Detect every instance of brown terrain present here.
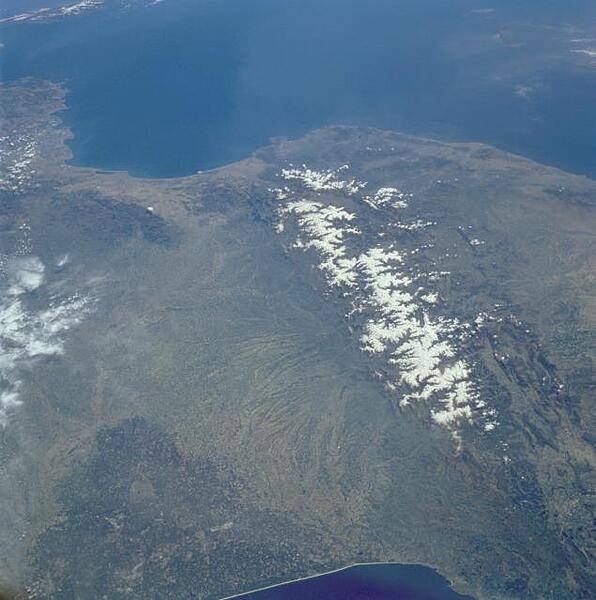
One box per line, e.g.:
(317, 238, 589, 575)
(0, 79, 594, 599)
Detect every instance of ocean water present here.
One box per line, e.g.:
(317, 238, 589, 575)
(1, 0, 595, 178)
(228, 563, 475, 600)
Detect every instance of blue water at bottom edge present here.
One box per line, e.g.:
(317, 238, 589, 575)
(227, 563, 475, 600)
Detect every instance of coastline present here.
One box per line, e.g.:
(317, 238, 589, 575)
(219, 561, 472, 600)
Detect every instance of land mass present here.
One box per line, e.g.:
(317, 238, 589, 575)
(0, 79, 594, 599)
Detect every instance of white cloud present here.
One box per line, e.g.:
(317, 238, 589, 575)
(7, 256, 45, 295)
(0, 257, 93, 426)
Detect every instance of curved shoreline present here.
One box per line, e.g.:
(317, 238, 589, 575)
(219, 561, 472, 600)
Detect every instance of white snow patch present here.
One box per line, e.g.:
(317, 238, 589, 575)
(280, 200, 361, 287)
(362, 187, 409, 210)
(420, 292, 439, 304)
(281, 164, 367, 195)
(391, 220, 435, 232)
(270, 170, 498, 443)
(356, 246, 484, 441)
(268, 187, 291, 201)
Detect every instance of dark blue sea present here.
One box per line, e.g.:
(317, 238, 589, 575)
(228, 563, 474, 600)
(1, 0, 596, 179)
